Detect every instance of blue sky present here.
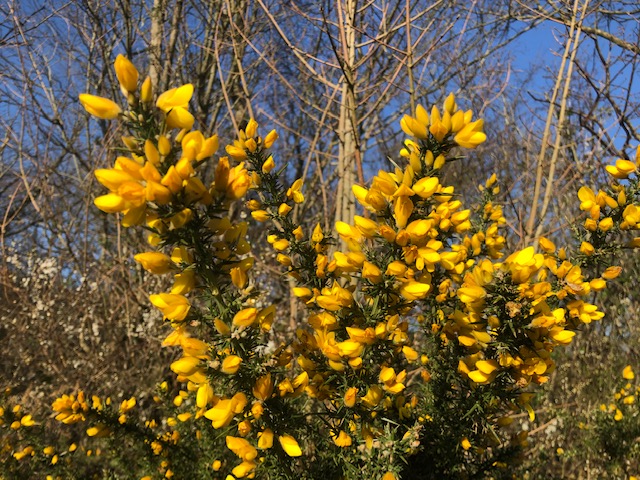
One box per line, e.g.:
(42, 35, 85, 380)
(510, 23, 559, 73)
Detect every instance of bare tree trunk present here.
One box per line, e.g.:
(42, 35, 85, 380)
(335, 0, 360, 240)
(148, 0, 165, 89)
(159, 0, 185, 91)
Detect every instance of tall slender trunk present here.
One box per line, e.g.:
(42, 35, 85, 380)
(148, 0, 165, 89)
(335, 0, 361, 244)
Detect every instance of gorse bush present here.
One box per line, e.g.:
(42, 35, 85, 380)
(595, 365, 640, 473)
(2, 53, 640, 479)
(517, 363, 640, 479)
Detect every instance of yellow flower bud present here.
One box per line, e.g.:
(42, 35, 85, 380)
(262, 155, 276, 173)
(94, 167, 134, 191)
(443, 93, 457, 114)
(599, 217, 614, 231)
(233, 308, 258, 328)
(332, 430, 352, 447)
(273, 239, 290, 251)
(121, 136, 138, 151)
(454, 119, 486, 149)
(251, 402, 264, 419)
(245, 119, 258, 138)
(386, 261, 407, 277)
(79, 94, 121, 119)
(589, 278, 606, 291)
(170, 356, 200, 376)
(196, 384, 215, 409)
(144, 139, 160, 166)
(258, 429, 274, 449)
(230, 267, 248, 289)
(549, 327, 575, 345)
(264, 130, 278, 149)
(245, 137, 257, 153)
(157, 136, 171, 156)
(379, 367, 395, 384)
(292, 287, 312, 298)
(400, 114, 427, 139)
(114, 55, 139, 93)
(287, 179, 305, 203)
(134, 252, 172, 274)
(602, 266, 622, 280)
(399, 280, 431, 300)
(165, 107, 194, 130)
(226, 164, 251, 199)
(394, 196, 413, 228)
(20, 415, 35, 427)
(361, 385, 383, 407)
(86, 424, 109, 437)
(253, 374, 274, 401)
(278, 434, 302, 457)
(221, 355, 242, 375)
(402, 346, 419, 362)
(140, 76, 153, 103)
(249, 209, 268, 222)
(580, 241, 595, 256)
(538, 237, 556, 253)
(278, 203, 292, 216)
(344, 387, 358, 407)
(623, 365, 635, 380)
(226, 436, 257, 461)
(362, 261, 382, 283)
(277, 254, 292, 266)
(161, 166, 183, 194)
(214, 318, 231, 336)
(149, 293, 190, 321)
(225, 144, 247, 160)
(237, 419, 252, 436)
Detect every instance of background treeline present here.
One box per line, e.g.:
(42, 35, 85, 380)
(1, 0, 639, 477)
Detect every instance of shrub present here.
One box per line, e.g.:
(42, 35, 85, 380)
(2, 54, 639, 480)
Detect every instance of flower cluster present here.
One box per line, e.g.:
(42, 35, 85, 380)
(0, 391, 98, 476)
(12, 54, 637, 479)
(583, 364, 640, 477)
(600, 365, 638, 422)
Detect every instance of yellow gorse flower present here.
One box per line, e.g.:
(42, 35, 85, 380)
(149, 293, 190, 321)
(156, 84, 194, 129)
(134, 252, 172, 274)
(226, 436, 257, 461)
(286, 178, 305, 203)
(623, 365, 635, 380)
(278, 434, 302, 457)
(221, 355, 242, 375)
(114, 54, 139, 93)
(79, 94, 121, 119)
